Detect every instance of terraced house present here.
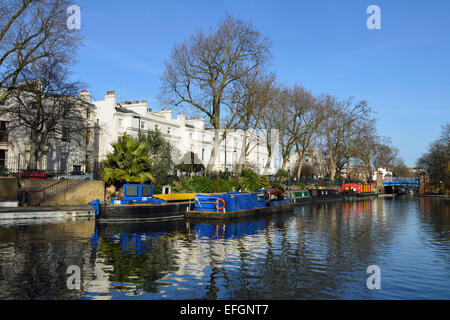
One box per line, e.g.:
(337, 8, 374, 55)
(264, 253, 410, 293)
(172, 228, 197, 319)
(0, 87, 96, 175)
(93, 90, 277, 175)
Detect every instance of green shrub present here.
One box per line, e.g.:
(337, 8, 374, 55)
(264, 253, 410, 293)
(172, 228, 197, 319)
(171, 176, 195, 193)
(276, 169, 289, 180)
(271, 180, 286, 189)
(211, 177, 232, 193)
(190, 176, 214, 193)
(257, 175, 270, 189)
(240, 169, 257, 179)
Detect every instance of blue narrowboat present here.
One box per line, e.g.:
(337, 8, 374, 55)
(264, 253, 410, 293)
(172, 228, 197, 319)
(89, 184, 194, 222)
(186, 189, 293, 220)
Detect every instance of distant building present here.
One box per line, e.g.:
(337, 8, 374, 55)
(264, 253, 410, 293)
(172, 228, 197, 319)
(285, 150, 326, 178)
(372, 168, 393, 181)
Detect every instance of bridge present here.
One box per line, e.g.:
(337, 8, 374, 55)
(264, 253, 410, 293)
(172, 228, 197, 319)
(382, 177, 420, 187)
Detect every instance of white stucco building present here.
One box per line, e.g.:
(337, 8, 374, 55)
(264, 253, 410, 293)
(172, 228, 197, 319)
(0, 89, 96, 174)
(93, 90, 277, 175)
(285, 150, 326, 178)
(372, 168, 393, 181)
(1, 88, 279, 176)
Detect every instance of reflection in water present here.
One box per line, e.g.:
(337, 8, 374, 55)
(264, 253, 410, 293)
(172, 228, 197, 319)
(0, 219, 95, 300)
(0, 198, 449, 300)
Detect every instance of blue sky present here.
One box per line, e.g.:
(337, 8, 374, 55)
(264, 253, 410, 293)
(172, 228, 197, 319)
(72, 0, 450, 166)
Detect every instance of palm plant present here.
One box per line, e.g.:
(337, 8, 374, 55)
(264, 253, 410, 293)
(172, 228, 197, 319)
(103, 134, 154, 187)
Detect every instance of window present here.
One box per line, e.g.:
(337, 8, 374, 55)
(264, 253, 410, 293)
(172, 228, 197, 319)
(142, 186, 153, 197)
(0, 149, 6, 166)
(141, 122, 145, 129)
(125, 185, 138, 197)
(61, 127, 70, 142)
(60, 153, 68, 172)
(0, 121, 8, 143)
(167, 127, 171, 134)
(86, 129, 91, 145)
(73, 165, 81, 173)
(155, 124, 159, 131)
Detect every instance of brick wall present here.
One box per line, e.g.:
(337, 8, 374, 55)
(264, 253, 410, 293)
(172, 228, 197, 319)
(0, 178, 19, 201)
(40, 181, 105, 206)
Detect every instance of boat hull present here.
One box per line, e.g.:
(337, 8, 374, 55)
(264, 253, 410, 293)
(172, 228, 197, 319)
(186, 201, 294, 220)
(355, 192, 377, 198)
(96, 201, 194, 222)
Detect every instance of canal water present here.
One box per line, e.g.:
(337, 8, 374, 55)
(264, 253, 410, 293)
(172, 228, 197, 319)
(0, 197, 448, 300)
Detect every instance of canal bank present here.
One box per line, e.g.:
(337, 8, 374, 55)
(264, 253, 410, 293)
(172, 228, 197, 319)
(0, 206, 94, 220)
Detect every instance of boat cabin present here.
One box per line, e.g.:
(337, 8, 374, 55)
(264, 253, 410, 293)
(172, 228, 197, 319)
(110, 184, 166, 205)
(193, 192, 265, 213)
(285, 189, 311, 202)
(342, 183, 374, 194)
(309, 188, 340, 198)
(193, 189, 290, 213)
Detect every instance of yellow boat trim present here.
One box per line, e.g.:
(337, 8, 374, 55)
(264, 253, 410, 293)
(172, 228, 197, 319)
(153, 193, 199, 201)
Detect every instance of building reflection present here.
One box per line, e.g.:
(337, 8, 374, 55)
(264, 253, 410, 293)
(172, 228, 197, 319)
(0, 220, 95, 300)
(1, 197, 448, 300)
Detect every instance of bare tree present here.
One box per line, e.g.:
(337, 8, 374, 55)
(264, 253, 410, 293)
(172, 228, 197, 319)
(232, 69, 275, 175)
(0, 0, 81, 102)
(159, 14, 272, 172)
(258, 85, 296, 172)
(319, 95, 373, 181)
(290, 85, 325, 179)
(1, 58, 93, 169)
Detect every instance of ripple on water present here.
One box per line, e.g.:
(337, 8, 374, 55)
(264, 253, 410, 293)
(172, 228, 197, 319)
(0, 198, 449, 299)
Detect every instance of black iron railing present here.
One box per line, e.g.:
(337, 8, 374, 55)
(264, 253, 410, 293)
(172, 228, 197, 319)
(41, 179, 87, 202)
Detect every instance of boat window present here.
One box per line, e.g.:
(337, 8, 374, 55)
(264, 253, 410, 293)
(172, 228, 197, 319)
(142, 186, 153, 197)
(125, 185, 138, 197)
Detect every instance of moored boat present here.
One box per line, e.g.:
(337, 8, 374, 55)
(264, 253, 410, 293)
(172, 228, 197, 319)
(89, 184, 194, 222)
(309, 188, 341, 199)
(285, 189, 311, 202)
(185, 189, 293, 220)
(342, 183, 376, 198)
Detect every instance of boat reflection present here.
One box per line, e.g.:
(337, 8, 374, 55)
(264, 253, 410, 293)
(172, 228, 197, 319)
(191, 219, 267, 240)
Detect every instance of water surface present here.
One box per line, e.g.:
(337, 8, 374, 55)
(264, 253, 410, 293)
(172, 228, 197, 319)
(0, 197, 448, 299)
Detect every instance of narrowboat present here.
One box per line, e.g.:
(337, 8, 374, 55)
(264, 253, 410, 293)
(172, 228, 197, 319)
(89, 184, 194, 222)
(342, 183, 376, 198)
(285, 189, 311, 202)
(185, 189, 293, 220)
(309, 188, 342, 200)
